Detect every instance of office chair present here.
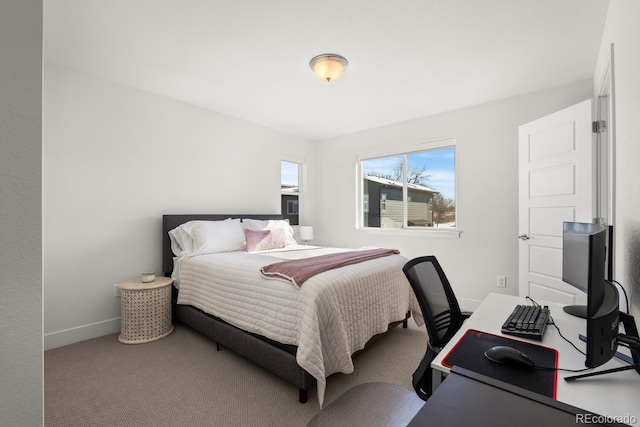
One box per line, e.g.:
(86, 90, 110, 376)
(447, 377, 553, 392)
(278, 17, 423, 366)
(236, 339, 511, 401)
(306, 256, 469, 426)
(402, 255, 471, 400)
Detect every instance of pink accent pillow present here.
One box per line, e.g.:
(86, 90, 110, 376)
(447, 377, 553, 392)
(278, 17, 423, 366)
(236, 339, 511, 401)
(245, 228, 287, 252)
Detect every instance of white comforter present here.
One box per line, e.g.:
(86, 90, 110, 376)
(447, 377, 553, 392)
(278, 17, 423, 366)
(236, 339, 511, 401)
(176, 246, 422, 406)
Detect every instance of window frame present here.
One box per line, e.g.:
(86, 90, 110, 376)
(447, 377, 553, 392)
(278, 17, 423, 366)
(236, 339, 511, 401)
(281, 156, 307, 227)
(356, 138, 460, 238)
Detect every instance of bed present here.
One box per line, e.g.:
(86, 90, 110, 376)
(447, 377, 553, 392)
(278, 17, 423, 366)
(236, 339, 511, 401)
(162, 214, 420, 405)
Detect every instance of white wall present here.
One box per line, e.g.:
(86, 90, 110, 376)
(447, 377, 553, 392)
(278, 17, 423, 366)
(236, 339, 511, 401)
(43, 1, 640, 349)
(314, 81, 593, 310)
(0, 1, 43, 425)
(43, 64, 317, 349)
(595, 0, 640, 317)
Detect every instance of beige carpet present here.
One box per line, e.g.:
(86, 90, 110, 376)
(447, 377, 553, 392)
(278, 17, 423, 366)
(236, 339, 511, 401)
(45, 320, 427, 427)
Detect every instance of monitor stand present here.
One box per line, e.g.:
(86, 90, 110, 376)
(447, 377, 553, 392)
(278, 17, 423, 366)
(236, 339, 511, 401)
(563, 304, 587, 318)
(565, 312, 640, 381)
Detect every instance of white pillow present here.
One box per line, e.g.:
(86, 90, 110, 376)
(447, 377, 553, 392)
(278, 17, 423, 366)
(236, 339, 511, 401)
(169, 219, 246, 256)
(191, 219, 247, 254)
(241, 218, 297, 246)
(168, 224, 194, 257)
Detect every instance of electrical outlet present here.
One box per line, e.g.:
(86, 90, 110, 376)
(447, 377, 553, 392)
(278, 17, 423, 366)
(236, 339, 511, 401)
(113, 284, 121, 298)
(497, 276, 507, 288)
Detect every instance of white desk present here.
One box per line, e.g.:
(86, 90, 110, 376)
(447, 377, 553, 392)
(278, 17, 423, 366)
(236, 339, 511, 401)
(432, 293, 640, 423)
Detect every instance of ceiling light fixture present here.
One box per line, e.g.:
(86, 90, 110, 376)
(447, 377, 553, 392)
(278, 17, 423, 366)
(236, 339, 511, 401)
(309, 54, 348, 83)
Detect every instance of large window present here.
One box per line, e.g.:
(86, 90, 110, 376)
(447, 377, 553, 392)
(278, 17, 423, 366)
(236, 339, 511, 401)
(359, 140, 456, 229)
(281, 160, 300, 225)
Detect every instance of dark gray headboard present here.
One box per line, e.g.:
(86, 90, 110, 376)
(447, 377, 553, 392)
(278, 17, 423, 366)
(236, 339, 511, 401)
(162, 214, 282, 276)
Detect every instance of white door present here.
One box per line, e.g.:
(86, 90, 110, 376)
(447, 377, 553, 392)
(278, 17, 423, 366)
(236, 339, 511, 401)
(518, 99, 593, 305)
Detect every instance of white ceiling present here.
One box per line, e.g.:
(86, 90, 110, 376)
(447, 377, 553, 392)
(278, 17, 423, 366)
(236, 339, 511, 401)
(44, 0, 609, 141)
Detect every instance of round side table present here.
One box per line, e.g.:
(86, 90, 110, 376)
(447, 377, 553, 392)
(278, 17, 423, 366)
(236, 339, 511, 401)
(118, 276, 174, 344)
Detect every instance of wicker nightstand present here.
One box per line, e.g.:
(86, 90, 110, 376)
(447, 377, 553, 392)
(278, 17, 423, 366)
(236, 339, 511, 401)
(118, 276, 174, 344)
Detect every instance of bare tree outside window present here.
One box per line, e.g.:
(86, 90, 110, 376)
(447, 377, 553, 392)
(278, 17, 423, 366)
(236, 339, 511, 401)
(368, 162, 432, 186)
(432, 194, 456, 227)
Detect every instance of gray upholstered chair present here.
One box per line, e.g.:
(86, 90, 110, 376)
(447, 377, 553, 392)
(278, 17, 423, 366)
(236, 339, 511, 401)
(306, 382, 424, 427)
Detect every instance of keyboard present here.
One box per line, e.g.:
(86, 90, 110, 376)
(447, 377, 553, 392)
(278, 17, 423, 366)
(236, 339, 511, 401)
(501, 304, 550, 341)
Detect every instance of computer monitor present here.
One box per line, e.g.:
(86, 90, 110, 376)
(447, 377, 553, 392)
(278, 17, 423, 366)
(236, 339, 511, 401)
(561, 222, 612, 318)
(561, 221, 640, 380)
(561, 222, 617, 367)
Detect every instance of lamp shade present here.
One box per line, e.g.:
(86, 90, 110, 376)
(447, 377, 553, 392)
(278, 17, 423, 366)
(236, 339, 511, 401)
(299, 226, 314, 242)
(309, 54, 348, 82)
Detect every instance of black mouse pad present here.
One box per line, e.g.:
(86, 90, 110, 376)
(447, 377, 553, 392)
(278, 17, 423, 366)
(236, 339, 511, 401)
(442, 329, 558, 398)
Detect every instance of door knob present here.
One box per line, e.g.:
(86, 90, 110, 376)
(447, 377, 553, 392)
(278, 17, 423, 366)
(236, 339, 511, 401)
(518, 234, 530, 240)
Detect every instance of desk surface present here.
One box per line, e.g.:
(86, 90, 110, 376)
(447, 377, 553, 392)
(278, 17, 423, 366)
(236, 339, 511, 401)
(432, 293, 640, 422)
(410, 367, 618, 427)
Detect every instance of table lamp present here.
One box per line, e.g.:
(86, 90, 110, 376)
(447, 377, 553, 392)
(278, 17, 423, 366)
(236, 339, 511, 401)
(299, 226, 314, 245)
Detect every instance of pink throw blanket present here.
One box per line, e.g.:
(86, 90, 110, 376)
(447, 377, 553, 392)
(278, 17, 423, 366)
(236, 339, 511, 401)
(260, 248, 400, 287)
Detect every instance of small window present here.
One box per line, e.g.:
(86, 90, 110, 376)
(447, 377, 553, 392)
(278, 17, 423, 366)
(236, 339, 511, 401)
(381, 193, 388, 212)
(281, 160, 300, 225)
(359, 141, 456, 229)
(287, 199, 299, 215)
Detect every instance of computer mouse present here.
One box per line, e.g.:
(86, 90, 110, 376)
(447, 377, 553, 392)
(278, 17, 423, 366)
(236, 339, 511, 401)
(484, 345, 535, 369)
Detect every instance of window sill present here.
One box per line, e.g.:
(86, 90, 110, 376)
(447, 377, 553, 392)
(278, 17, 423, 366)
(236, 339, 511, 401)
(355, 227, 462, 238)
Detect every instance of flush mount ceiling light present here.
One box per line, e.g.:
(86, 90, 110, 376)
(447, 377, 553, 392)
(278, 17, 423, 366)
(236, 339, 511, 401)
(309, 54, 348, 83)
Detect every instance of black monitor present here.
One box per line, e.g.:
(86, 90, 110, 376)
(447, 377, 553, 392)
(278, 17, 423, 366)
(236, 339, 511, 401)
(561, 222, 612, 318)
(561, 221, 640, 380)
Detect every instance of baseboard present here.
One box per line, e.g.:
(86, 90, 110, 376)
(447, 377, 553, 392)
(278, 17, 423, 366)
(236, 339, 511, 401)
(44, 317, 121, 350)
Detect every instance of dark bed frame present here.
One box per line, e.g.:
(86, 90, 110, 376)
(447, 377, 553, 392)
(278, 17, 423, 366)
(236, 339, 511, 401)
(162, 214, 409, 403)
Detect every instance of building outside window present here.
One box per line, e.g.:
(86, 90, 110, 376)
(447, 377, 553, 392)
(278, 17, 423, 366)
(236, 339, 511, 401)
(281, 160, 300, 225)
(287, 199, 299, 215)
(359, 140, 456, 229)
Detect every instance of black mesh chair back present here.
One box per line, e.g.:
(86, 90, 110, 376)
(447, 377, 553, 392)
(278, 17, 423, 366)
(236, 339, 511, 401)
(402, 255, 469, 400)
